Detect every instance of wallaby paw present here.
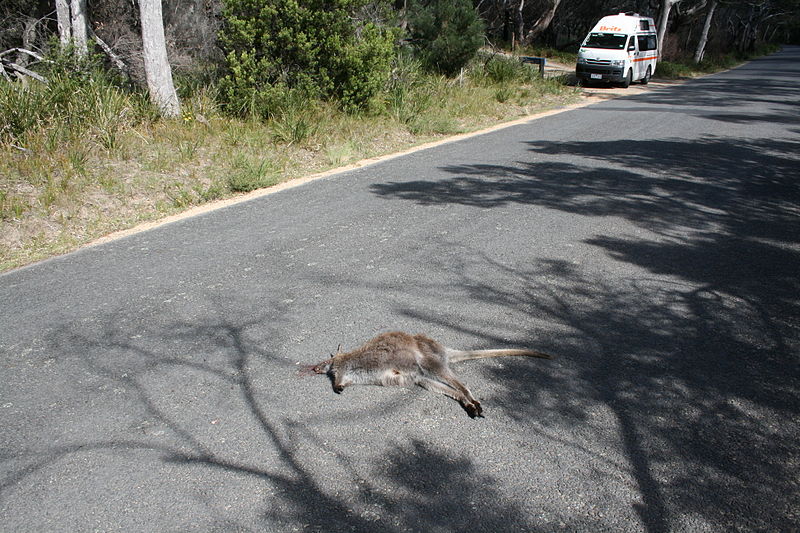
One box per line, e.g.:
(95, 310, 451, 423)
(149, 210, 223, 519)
(333, 385, 344, 394)
(464, 400, 483, 418)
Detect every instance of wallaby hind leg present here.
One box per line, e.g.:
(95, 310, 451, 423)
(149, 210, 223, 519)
(439, 373, 483, 417)
(417, 377, 483, 418)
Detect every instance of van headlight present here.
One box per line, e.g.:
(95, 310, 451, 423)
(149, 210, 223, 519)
(576, 57, 587, 65)
(610, 60, 625, 67)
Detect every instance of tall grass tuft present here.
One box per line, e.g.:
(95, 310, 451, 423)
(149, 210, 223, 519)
(0, 69, 150, 149)
(385, 53, 430, 124)
(226, 155, 280, 192)
(483, 55, 529, 84)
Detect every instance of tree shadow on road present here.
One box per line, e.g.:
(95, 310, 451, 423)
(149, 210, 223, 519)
(625, 48, 800, 113)
(366, 133, 800, 531)
(371, 137, 799, 234)
(2, 298, 549, 532)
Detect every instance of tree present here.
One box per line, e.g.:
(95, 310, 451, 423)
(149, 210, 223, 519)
(407, 0, 484, 76)
(693, 0, 717, 63)
(53, 0, 88, 56)
(657, 0, 681, 57)
(70, 0, 88, 56)
(219, 0, 396, 115)
(55, 0, 70, 46)
(521, 0, 563, 45)
(138, 0, 180, 117)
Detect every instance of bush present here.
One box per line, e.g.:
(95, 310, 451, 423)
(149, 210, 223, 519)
(385, 52, 428, 123)
(0, 53, 148, 145)
(218, 0, 397, 117)
(407, 0, 484, 77)
(484, 56, 520, 84)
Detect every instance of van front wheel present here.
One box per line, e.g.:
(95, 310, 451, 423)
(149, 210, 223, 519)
(641, 66, 651, 85)
(621, 69, 632, 88)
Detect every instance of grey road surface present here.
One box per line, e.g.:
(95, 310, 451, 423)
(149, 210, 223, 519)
(2, 47, 799, 532)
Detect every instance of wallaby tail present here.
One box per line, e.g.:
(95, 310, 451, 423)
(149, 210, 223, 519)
(446, 348, 553, 363)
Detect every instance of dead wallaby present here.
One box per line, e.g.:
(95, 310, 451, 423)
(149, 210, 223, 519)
(301, 331, 553, 418)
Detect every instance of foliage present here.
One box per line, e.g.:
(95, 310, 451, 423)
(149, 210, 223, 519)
(0, 51, 150, 145)
(1, 44, 579, 270)
(655, 44, 782, 79)
(523, 45, 578, 65)
(227, 156, 280, 192)
(407, 0, 485, 77)
(217, 0, 397, 116)
(482, 54, 539, 84)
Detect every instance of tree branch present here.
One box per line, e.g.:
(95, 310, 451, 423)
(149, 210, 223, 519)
(88, 27, 128, 75)
(0, 59, 49, 83)
(0, 48, 45, 61)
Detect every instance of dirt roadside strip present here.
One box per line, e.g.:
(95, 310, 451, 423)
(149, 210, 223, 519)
(86, 74, 679, 250)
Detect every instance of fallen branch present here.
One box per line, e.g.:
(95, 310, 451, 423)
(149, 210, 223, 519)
(0, 59, 48, 83)
(89, 28, 128, 76)
(0, 48, 45, 62)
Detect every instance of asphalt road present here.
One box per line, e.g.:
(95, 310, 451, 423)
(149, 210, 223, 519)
(2, 47, 799, 532)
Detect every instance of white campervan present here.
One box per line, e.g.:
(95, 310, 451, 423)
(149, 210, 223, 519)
(576, 12, 658, 87)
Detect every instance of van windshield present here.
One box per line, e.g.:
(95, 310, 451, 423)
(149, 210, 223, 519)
(583, 33, 627, 49)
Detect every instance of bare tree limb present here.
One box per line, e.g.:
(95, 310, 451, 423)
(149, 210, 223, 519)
(521, 0, 563, 45)
(0, 48, 45, 61)
(17, 17, 38, 68)
(88, 27, 128, 75)
(678, 0, 707, 17)
(139, 0, 181, 117)
(1, 60, 49, 84)
(693, 0, 717, 63)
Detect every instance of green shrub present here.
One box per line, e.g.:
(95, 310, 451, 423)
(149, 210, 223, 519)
(479, 55, 538, 84)
(385, 52, 430, 123)
(485, 57, 519, 84)
(226, 155, 280, 192)
(0, 65, 146, 146)
(218, 0, 397, 117)
(407, 0, 484, 77)
(654, 60, 694, 79)
(271, 108, 318, 145)
(0, 190, 28, 220)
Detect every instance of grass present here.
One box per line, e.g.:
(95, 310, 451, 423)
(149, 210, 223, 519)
(655, 44, 781, 79)
(521, 45, 579, 66)
(4, 41, 780, 272)
(13, 40, 749, 272)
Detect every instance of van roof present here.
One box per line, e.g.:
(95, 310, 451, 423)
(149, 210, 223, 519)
(591, 13, 655, 34)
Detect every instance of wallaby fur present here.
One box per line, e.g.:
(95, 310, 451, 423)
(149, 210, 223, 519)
(302, 331, 552, 418)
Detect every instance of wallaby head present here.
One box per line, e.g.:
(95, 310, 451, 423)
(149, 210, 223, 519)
(301, 331, 553, 418)
(298, 344, 341, 376)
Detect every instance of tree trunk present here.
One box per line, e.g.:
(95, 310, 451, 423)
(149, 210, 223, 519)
(55, 0, 71, 47)
(516, 0, 525, 48)
(17, 18, 37, 67)
(69, 0, 88, 57)
(693, 0, 717, 64)
(139, 0, 181, 117)
(522, 0, 562, 45)
(657, 0, 681, 58)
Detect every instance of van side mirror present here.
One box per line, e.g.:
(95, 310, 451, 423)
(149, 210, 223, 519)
(628, 43, 636, 51)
